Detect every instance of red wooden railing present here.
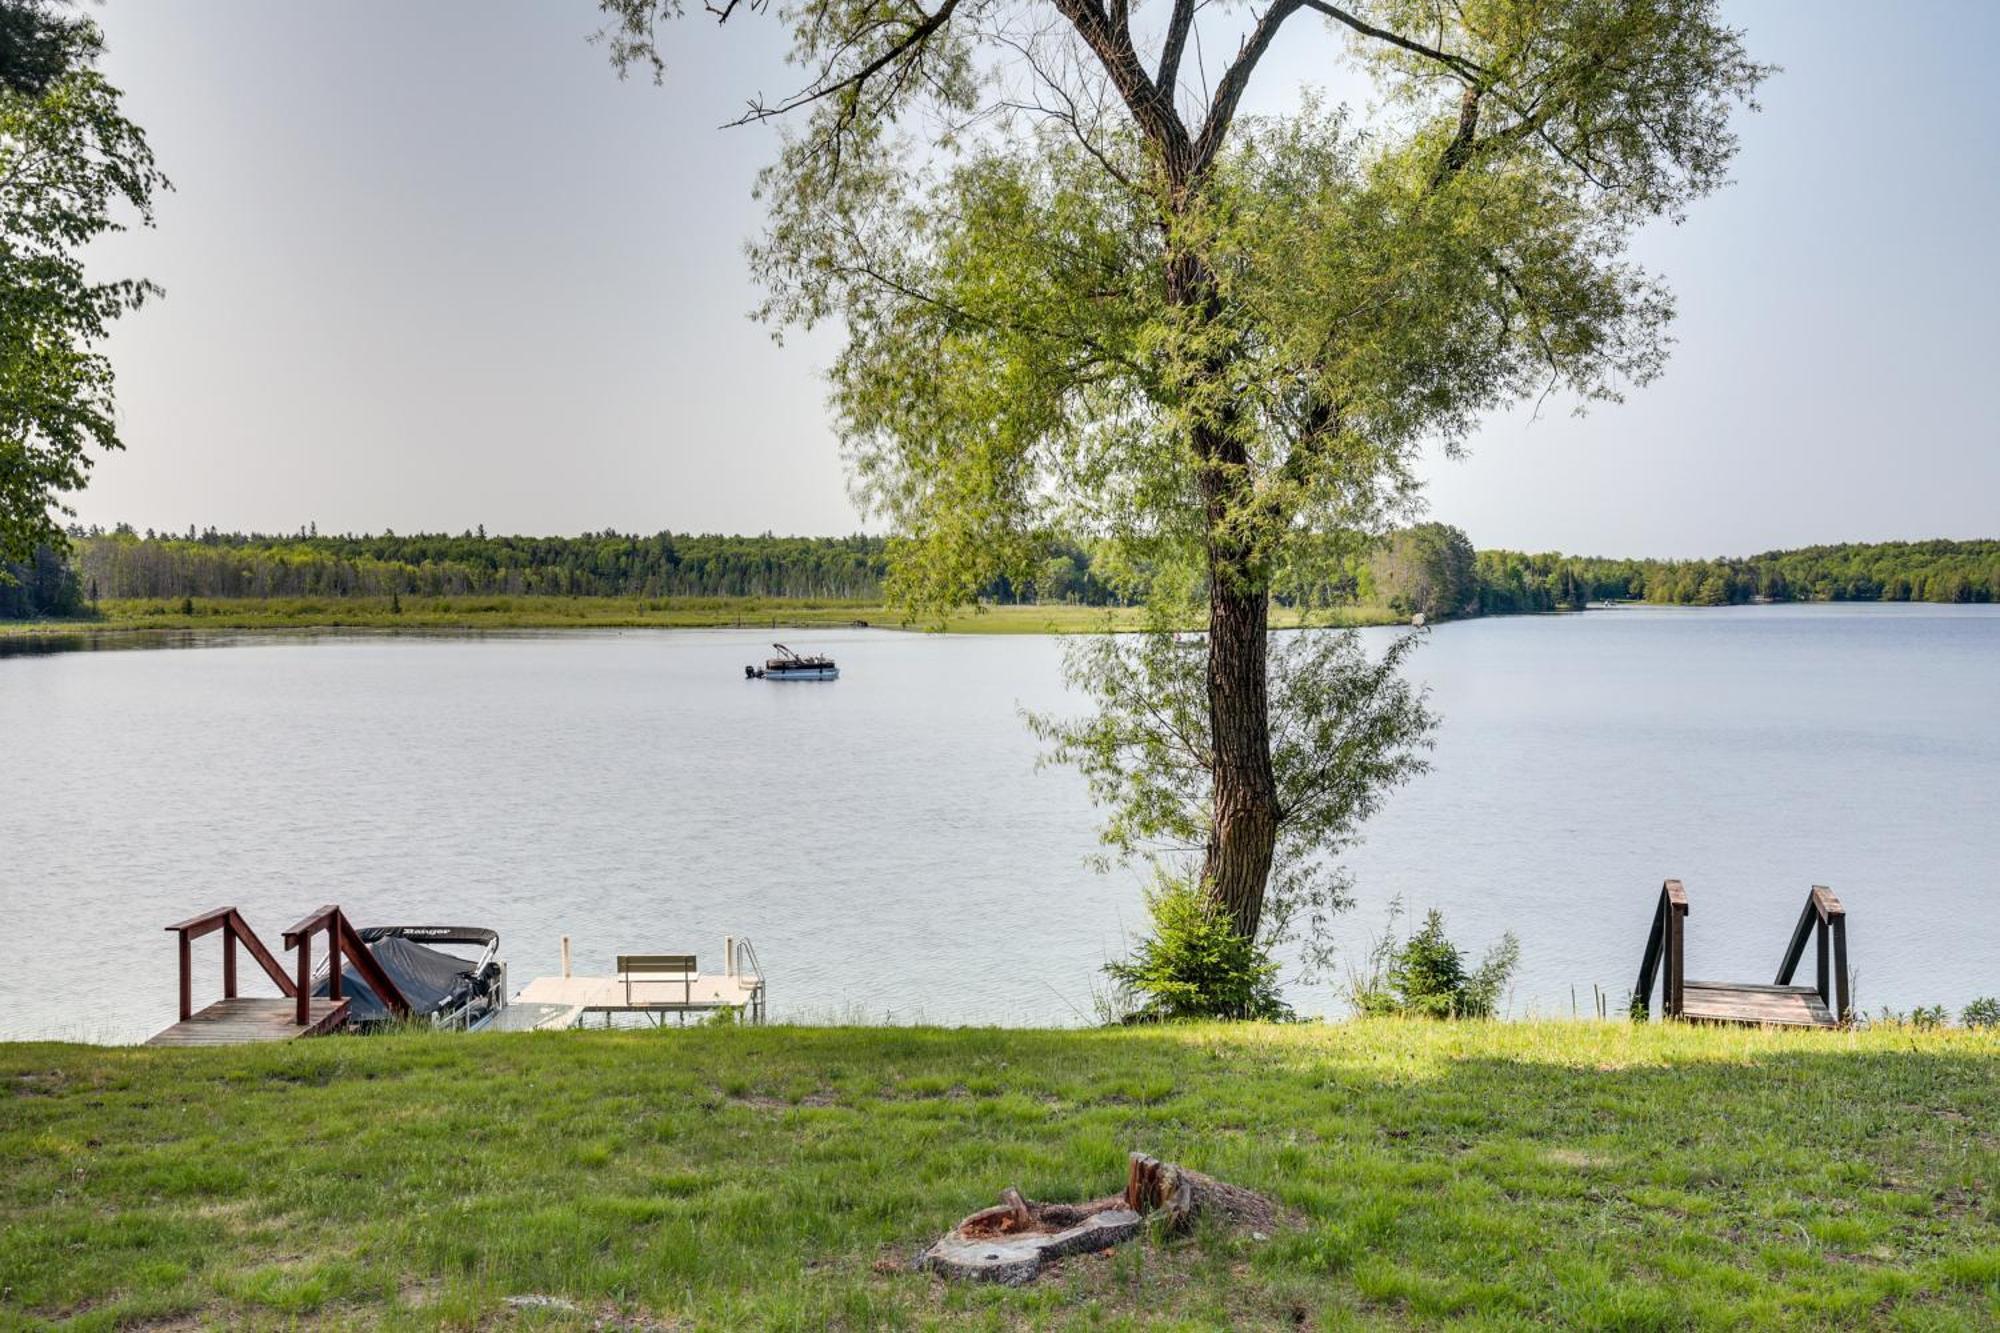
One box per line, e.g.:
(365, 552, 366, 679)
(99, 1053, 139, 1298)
(281, 904, 411, 1025)
(164, 907, 296, 1022)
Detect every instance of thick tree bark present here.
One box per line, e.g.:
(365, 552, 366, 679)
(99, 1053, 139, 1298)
(1165, 247, 1282, 940)
(1201, 533, 1279, 939)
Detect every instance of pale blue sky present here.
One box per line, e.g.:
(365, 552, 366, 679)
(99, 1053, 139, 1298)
(77, 1, 2000, 557)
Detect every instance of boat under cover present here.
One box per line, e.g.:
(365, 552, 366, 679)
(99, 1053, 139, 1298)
(312, 926, 508, 1031)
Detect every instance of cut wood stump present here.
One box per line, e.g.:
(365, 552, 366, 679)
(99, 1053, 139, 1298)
(922, 1151, 1276, 1285)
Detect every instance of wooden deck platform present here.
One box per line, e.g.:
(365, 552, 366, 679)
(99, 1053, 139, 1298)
(1682, 981, 1836, 1029)
(147, 997, 351, 1047)
(511, 972, 763, 1028)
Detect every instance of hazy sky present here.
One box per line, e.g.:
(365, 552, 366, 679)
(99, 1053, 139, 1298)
(75, 1, 2000, 557)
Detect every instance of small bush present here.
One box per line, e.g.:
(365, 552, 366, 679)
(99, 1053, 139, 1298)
(1962, 996, 1999, 1029)
(1104, 874, 1291, 1022)
(1350, 903, 1519, 1019)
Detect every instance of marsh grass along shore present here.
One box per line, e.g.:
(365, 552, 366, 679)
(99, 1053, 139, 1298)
(0, 595, 1405, 639)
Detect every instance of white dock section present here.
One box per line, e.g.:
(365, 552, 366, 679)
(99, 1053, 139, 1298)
(495, 935, 766, 1030)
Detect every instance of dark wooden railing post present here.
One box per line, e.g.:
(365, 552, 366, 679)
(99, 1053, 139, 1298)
(223, 927, 238, 1000)
(1632, 879, 1690, 1020)
(1831, 909, 1850, 1023)
(1815, 913, 1830, 1009)
(1664, 880, 1688, 1018)
(295, 930, 312, 1026)
(1776, 885, 1850, 1025)
(178, 930, 193, 1021)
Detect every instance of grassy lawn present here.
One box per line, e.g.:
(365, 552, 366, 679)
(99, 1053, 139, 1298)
(0, 597, 1404, 640)
(2, 1021, 1995, 1330)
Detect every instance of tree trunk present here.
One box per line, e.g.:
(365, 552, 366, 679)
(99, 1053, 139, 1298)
(1200, 497, 1279, 939)
(1164, 245, 1281, 941)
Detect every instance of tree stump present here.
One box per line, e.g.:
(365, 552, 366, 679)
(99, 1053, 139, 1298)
(921, 1152, 1276, 1284)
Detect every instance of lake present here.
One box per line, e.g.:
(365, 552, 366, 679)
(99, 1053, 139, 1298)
(2, 603, 1994, 1041)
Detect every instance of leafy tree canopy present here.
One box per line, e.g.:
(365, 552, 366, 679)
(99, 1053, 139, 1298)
(0, 1, 164, 563)
(595, 0, 1768, 944)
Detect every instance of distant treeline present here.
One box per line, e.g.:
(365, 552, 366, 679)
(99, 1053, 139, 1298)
(1360, 530, 2000, 618)
(5, 525, 1996, 620)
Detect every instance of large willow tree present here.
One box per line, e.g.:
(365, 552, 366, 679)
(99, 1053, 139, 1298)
(600, 0, 1765, 939)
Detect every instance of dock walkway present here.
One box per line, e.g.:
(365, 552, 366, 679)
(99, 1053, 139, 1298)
(499, 936, 767, 1029)
(147, 997, 349, 1047)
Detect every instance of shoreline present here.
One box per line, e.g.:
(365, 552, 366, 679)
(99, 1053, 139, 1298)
(0, 596, 1407, 640)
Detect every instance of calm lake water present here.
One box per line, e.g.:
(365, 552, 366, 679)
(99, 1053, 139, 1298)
(2, 603, 1994, 1041)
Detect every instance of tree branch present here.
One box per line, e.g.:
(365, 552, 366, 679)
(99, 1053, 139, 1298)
(1191, 0, 1302, 177)
(724, 0, 959, 127)
(1298, 0, 1484, 82)
(1156, 0, 1196, 92)
(1049, 0, 1191, 170)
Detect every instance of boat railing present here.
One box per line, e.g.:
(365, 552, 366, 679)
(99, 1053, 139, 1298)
(282, 904, 412, 1025)
(164, 906, 296, 1021)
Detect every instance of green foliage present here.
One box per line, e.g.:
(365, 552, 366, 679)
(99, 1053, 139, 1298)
(0, 542, 78, 615)
(1963, 997, 2000, 1029)
(1031, 626, 1435, 971)
(1104, 873, 1291, 1022)
(1374, 523, 1476, 619)
(1351, 903, 1521, 1019)
(0, 3, 165, 561)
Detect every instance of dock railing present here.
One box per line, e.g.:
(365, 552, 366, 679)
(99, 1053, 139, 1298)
(1630, 879, 1689, 1021)
(1775, 885, 1850, 1024)
(164, 907, 296, 1021)
(730, 935, 766, 1023)
(282, 904, 411, 1025)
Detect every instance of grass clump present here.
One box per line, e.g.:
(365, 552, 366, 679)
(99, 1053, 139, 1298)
(1351, 903, 1521, 1019)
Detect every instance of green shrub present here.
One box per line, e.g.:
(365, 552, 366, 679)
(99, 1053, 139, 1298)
(1104, 874, 1291, 1022)
(1349, 903, 1519, 1019)
(1962, 996, 1999, 1029)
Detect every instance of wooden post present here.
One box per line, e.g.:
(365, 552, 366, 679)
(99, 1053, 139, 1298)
(295, 931, 312, 1026)
(561, 934, 572, 979)
(178, 931, 192, 1022)
(328, 928, 342, 1002)
(223, 928, 238, 1000)
(1814, 917, 1830, 1010)
(1832, 914, 1850, 1023)
(725, 936, 736, 977)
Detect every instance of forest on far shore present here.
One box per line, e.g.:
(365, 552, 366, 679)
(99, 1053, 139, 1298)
(4, 525, 1998, 621)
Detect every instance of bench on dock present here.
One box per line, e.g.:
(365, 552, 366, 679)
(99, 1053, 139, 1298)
(618, 954, 696, 1006)
(1633, 879, 1850, 1028)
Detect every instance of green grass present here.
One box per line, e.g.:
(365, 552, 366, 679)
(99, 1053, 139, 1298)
(0, 596, 1404, 639)
(2, 1020, 1994, 1329)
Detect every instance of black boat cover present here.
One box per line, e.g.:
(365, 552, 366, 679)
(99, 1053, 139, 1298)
(313, 935, 477, 1021)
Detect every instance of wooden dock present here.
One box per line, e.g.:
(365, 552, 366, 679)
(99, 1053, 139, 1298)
(147, 997, 350, 1047)
(497, 936, 767, 1029)
(1634, 880, 1849, 1029)
(1681, 981, 1835, 1028)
